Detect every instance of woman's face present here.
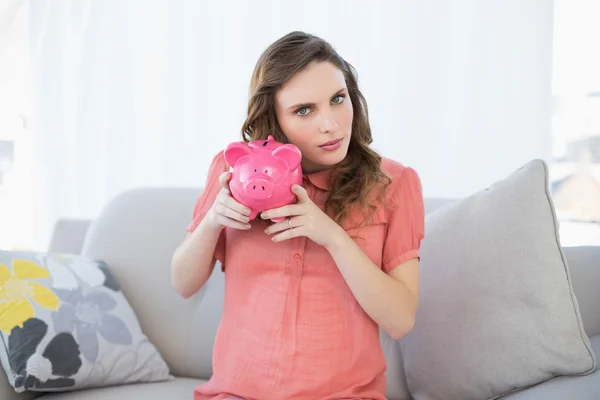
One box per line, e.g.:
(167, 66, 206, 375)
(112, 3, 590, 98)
(274, 61, 353, 173)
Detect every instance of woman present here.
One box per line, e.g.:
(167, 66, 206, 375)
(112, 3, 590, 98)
(171, 30, 425, 400)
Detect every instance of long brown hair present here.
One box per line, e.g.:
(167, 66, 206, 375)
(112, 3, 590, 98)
(241, 31, 391, 228)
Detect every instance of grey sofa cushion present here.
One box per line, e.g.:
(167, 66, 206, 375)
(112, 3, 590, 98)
(36, 377, 204, 400)
(380, 329, 410, 400)
(80, 187, 222, 381)
(399, 159, 596, 400)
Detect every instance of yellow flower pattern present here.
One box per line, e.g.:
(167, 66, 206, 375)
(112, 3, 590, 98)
(0, 260, 60, 333)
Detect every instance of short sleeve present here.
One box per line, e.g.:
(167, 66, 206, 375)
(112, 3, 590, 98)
(382, 166, 425, 273)
(186, 151, 229, 265)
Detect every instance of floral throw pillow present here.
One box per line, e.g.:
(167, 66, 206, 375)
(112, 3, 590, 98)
(0, 250, 172, 392)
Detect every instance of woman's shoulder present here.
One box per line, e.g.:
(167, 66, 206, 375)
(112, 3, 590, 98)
(208, 149, 228, 168)
(205, 150, 230, 177)
(380, 157, 422, 193)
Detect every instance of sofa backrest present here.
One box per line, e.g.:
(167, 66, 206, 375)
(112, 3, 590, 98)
(78, 187, 600, 388)
(81, 187, 216, 380)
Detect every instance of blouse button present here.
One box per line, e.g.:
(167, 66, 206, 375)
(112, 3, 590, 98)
(294, 253, 302, 261)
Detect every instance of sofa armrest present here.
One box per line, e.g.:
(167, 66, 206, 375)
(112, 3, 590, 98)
(563, 246, 600, 338)
(47, 218, 92, 254)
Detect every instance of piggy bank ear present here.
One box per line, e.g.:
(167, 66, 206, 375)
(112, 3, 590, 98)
(272, 144, 302, 171)
(224, 142, 252, 167)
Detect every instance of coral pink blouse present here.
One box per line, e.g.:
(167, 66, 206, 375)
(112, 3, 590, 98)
(187, 151, 425, 400)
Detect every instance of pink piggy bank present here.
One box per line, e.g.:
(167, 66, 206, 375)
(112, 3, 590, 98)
(224, 135, 303, 222)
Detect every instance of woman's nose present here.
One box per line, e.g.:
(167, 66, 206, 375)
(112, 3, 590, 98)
(319, 111, 339, 133)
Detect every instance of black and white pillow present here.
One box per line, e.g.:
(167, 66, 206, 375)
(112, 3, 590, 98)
(0, 251, 172, 392)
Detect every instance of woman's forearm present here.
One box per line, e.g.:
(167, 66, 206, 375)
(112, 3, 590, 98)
(171, 218, 223, 298)
(326, 231, 418, 340)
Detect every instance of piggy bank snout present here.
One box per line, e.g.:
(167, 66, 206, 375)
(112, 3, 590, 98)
(243, 176, 274, 199)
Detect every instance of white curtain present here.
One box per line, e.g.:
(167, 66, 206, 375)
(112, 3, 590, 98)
(29, 0, 554, 249)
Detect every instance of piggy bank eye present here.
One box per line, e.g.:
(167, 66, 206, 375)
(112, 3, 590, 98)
(264, 169, 268, 174)
(254, 169, 257, 172)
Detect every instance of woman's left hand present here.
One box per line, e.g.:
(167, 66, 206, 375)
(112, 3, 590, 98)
(261, 184, 345, 248)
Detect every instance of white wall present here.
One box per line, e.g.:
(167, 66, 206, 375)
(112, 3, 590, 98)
(29, 0, 554, 249)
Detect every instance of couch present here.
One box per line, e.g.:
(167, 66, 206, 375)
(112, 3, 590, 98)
(1, 187, 599, 400)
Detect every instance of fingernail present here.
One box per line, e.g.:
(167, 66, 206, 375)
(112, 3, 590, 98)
(264, 228, 269, 234)
(244, 208, 251, 215)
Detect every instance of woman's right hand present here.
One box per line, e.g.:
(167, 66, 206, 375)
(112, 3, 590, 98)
(206, 172, 252, 230)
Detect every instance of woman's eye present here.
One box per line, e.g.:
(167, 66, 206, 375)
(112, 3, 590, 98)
(332, 94, 345, 104)
(296, 107, 310, 116)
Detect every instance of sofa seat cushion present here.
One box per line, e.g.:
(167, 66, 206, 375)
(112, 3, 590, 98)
(36, 377, 205, 400)
(501, 335, 600, 399)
